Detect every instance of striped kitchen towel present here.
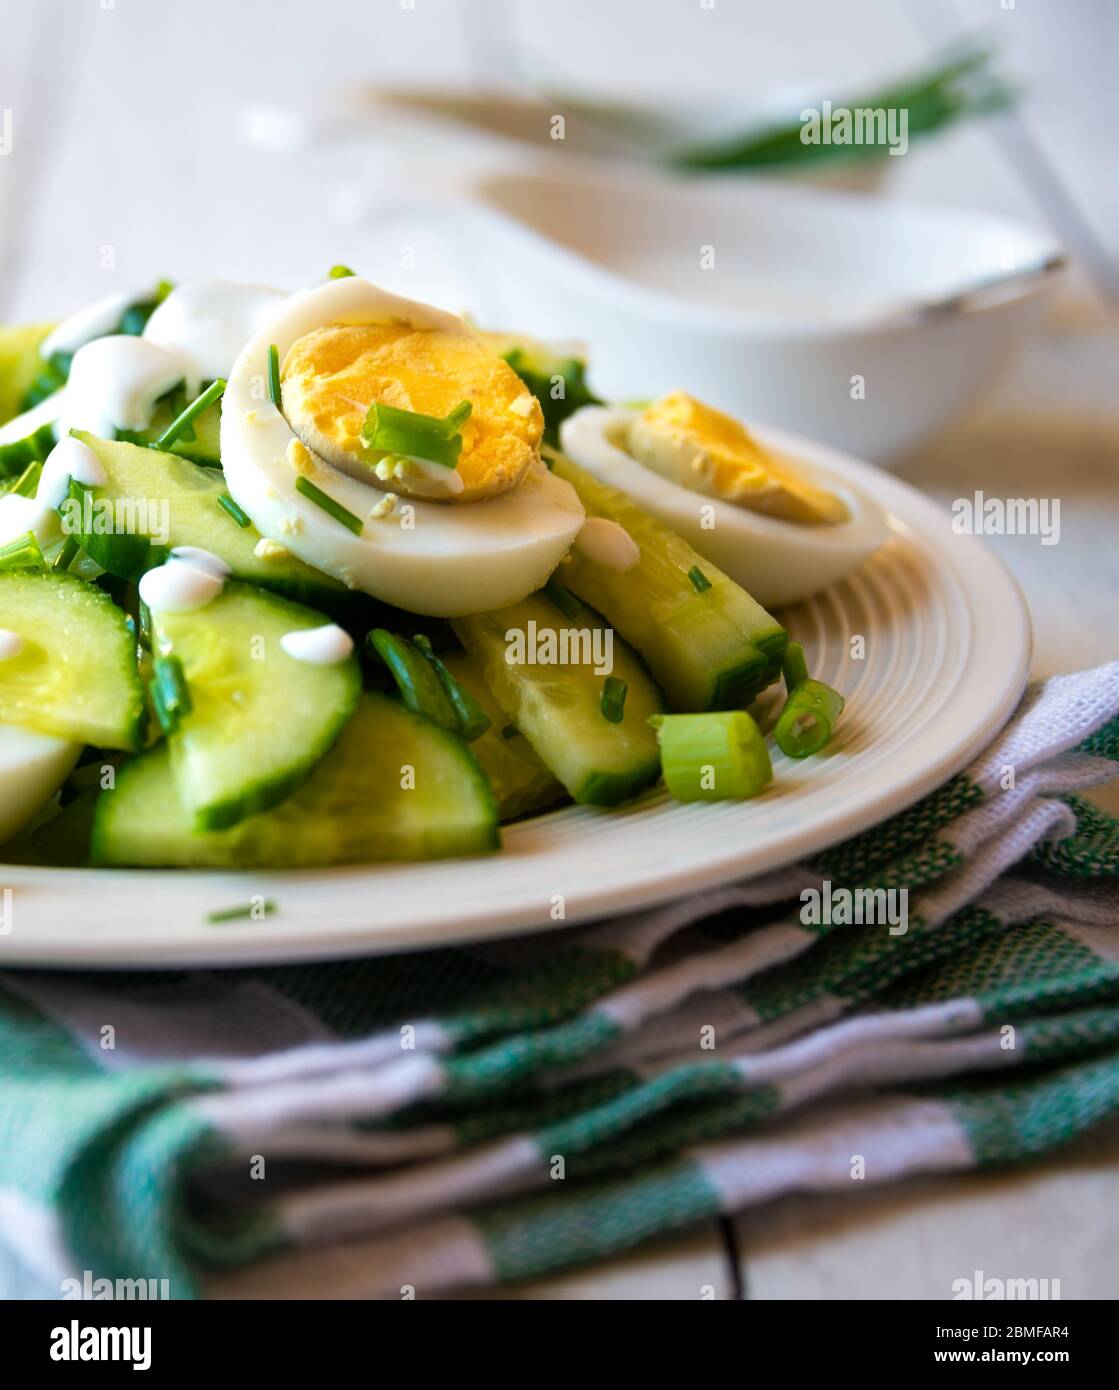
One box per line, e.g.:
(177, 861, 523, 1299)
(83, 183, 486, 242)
(1, 660, 1117, 1299)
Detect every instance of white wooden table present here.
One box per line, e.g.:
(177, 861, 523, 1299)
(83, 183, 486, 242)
(2, 0, 1115, 1299)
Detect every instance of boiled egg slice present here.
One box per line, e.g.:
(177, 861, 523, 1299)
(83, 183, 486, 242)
(560, 403, 890, 608)
(0, 724, 81, 844)
(221, 278, 584, 617)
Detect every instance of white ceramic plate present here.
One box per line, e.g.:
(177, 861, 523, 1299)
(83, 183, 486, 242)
(0, 424, 1030, 968)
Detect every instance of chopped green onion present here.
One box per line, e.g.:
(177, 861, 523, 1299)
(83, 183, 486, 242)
(601, 676, 628, 723)
(773, 678, 844, 759)
(543, 575, 582, 621)
(217, 491, 252, 528)
(138, 599, 153, 651)
(0, 421, 55, 479)
(367, 628, 458, 731)
(267, 344, 282, 406)
(0, 531, 45, 570)
(361, 399, 471, 469)
(413, 633, 491, 742)
(649, 710, 772, 801)
(687, 565, 712, 594)
(501, 723, 519, 740)
(153, 377, 226, 451)
(51, 536, 80, 573)
(294, 475, 363, 535)
(207, 899, 277, 924)
(11, 458, 44, 498)
(149, 653, 192, 735)
(328, 264, 355, 279)
(782, 640, 809, 694)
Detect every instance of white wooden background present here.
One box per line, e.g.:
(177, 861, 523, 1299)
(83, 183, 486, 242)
(2, 0, 1116, 1298)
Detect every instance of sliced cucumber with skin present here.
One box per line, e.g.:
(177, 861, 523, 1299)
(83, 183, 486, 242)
(91, 692, 499, 867)
(68, 431, 349, 608)
(550, 450, 788, 711)
(454, 590, 663, 807)
(150, 580, 361, 830)
(122, 395, 222, 465)
(0, 323, 54, 426)
(441, 647, 563, 820)
(0, 569, 144, 749)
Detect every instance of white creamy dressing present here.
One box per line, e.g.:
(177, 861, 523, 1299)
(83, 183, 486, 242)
(0, 437, 106, 547)
(60, 336, 185, 438)
(0, 630, 25, 661)
(279, 623, 354, 665)
(574, 516, 640, 571)
(39, 291, 138, 359)
(138, 548, 228, 613)
(142, 280, 288, 393)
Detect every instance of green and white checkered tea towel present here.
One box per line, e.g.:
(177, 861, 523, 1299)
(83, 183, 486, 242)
(1, 661, 1117, 1299)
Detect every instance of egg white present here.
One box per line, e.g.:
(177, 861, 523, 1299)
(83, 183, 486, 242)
(220, 279, 584, 618)
(0, 725, 80, 844)
(560, 406, 890, 608)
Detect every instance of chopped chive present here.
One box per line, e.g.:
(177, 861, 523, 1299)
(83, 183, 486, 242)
(295, 475, 363, 535)
(328, 264, 355, 279)
(649, 710, 772, 801)
(687, 565, 712, 593)
(218, 491, 252, 528)
(368, 628, 458, 730)
(267, 344, 281, 406)
(153, 377, 226, 451)
(11, 458, 43, 497)
(501, 723, 519, 740)
(148, 654, 192, 735)
(543, 575, 582, 621)
(51, 536, 80, 572)
(413, 632, 491, 742)
(601, 676, 628, 723)
(782, 640, 810, 694)
(361, 399, 471, 469)
(0, 531, 45, 570)
(207, 899, 277, 924)
(773, 678, 845, 759)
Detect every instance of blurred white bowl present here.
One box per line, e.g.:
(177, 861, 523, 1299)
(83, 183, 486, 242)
(390, 164, 1062, 464)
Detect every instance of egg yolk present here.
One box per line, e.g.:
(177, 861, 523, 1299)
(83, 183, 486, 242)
(280, 323, 544, 504)
(629, 391, 849, 526)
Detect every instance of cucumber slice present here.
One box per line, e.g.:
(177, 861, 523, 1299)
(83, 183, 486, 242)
(91, 692, 499, 867)
(150, 580, 361, 830)
(454, 590, 663, 807)
(68, 431, 348, 608)
(550, 451, 788, 710)
(441, 648, 563, 819)
(121, 395, 222, 465)
(0, 323, 53, 425)
(0, 569, 145, 749)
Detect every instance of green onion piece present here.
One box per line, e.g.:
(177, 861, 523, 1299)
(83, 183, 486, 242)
(0, 531, 45, 570)
(773, 678, 845, 759)
(361, 399, 471, 469)
(138, 599, 153, 651)
(217, 491, 252, 528)
(148, 654, 192, 735)
(367, 629, 459, 730)
(294, 475, 363, 535)
(501, 723, 519, 740)
(0, 421, 56, 479)
(601, 676, 628, 723)
(687, 565, 712, 594)
(328, 264, 355, 279)
(207, 899, 277, 924)
(11, 459, 44, 497)
(649, 710, 772, 801)
(782, 640, 810, 693)
(413, 633, 491, 742)
(543, 575, 582, 621)
(51, 536, 80, 573)
(153, 377, 226, 451)
(267, 344, 282, 406)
